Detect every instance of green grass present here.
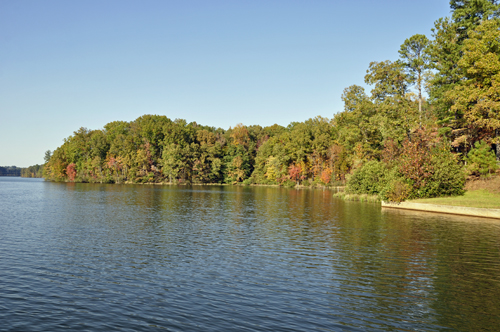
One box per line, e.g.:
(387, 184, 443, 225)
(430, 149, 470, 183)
(333, 192, 380, 203)
(409, 190, 500, 209)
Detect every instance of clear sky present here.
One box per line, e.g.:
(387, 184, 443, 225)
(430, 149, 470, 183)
(1, 0, 452, 167)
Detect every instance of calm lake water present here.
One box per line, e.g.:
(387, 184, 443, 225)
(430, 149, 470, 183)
(1, 177, 500, 331)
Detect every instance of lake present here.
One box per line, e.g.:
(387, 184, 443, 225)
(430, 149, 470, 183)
(1, 177, 499, 331)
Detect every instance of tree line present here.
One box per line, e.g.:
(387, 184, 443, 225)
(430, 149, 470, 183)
(0, 166, 22, 177)
(21, 164, 44, 178)
(0, 165, 44, 177)
(43, 0, 500, 201)
(43, 116, 340, 187)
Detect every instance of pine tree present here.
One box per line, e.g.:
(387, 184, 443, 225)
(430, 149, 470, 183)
(466, 140, 499, 177)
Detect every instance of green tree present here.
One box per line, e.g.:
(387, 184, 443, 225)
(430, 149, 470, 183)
(364, 60, 417, 143)
(447, 19, 500, 151)
(44, 150, 52, 163)
(399, 34, 430, 125)
(334, 85, 381, 159)
(365, 60, 412, 101)
(427, 17, 463, 124)
(451, 0, 500, 38)
(428, 1, 499, 139)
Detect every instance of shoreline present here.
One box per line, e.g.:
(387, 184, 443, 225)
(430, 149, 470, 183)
(381, 201, 500, 220)
(44, 178, 346, 191)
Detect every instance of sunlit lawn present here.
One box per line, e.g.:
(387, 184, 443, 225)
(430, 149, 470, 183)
(410, 190, 500, 209)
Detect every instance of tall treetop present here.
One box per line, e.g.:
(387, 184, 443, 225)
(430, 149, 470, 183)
(451, 0, 500, 37)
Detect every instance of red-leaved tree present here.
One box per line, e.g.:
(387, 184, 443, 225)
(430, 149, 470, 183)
(66, 163, 77, 181)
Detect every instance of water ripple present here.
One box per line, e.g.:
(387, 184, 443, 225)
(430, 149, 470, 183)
(1, 178, 500, 331)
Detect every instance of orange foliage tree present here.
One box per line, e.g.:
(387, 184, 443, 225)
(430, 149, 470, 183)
(320, 169, 332, 185)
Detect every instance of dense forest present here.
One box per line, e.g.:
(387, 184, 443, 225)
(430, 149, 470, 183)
(44, 1, 500, 201)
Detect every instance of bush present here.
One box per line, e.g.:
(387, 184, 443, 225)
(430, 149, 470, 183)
(397, 135, 433, 196)
(466, 140, 498, 177)
(346, 161, 389, 195)
(282, 180, 296, 188)
(379, 167, 410, 202)
(389, 129, 465, 200)
(383, 179, 411, 202)
(425, 148, 466, 197)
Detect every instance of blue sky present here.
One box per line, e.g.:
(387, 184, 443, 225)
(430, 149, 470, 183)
(1, 0, 451, 167)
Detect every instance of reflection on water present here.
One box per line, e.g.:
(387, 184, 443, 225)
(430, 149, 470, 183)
(1, 177, 499, 331)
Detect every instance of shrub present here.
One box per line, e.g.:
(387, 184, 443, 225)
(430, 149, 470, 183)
(390, 129, 465, 200)
(397, 135, 434, 196)
(383, 179, 411, 202)
(379, 167, 410, 202)
(425, 147, 466, 197)
(346, 161, 389, 195)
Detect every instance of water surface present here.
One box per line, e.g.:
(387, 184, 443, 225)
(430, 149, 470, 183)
(1, 177, 499, 331)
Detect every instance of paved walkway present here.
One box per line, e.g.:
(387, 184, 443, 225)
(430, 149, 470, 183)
(382, 201, 500, 219)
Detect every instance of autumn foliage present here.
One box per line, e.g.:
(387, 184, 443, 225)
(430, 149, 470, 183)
(288, 164, 302, 184)
(320, 169, 332, 185)
(397, 130, 435, 193)
(66, 163, 77, 181)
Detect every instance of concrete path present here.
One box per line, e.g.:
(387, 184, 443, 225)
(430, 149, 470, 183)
(381, 201, 500, 219)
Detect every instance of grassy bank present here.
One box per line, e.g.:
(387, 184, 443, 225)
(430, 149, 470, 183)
(464, 176, 500, 194)
(409, 177, 500, 209)
(409, 190, 500, 209)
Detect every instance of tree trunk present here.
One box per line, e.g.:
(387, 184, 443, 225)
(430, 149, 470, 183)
(496, 130, 500, 161)
(418, 72, 422, 127)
